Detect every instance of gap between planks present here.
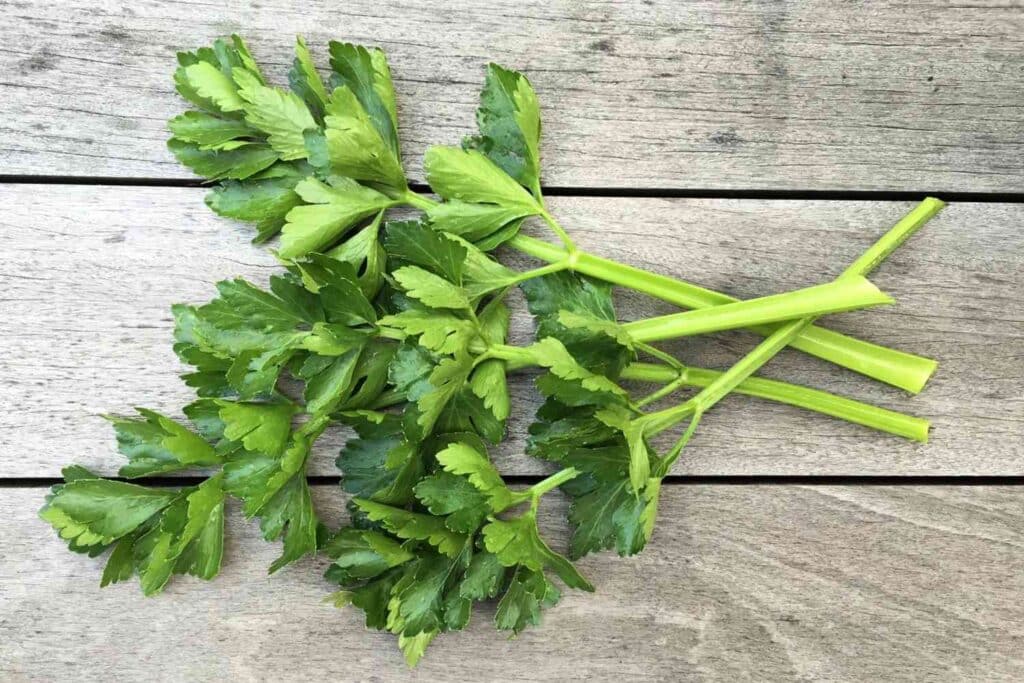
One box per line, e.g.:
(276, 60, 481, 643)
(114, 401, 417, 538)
(6, 475, 1024, 489)
(2, 175, 1024, 203)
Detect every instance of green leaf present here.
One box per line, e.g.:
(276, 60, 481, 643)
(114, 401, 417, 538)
(234, 68, 317, 160)
(459, 550, 506, 600)
(436, 387, 507, 444)
(168, 139, 279, 181)
(289, 36, 329, 121)
(469, 63, 542, 192)
(109, 408, 220, 478)
(181, 61, 245, 112)
(424, 146, 541, 215)
(337, 413, 422, 505)
(298, 254, 378, 326)
(168, 111, 255, 148)
(40, 479, 179, 548)
(434, 442, 518, 512)
(567, 475, 662, 558)
(324, 212, 387, 298)
(392, 266, 470, 310)
(328, 42, 400, 156)
(526, 401, 622, 464)
(324, 528, 414, 583)
(216, 400, 298, 456)
(527, 337, 628, 399)
(482, 511, 593, 591)
(557, 310, 636, 350)
(385, 220, 466, 284)
(354, 499, 469, 558)
(413, 352, 474, 436)
(204, 277, 311, 331)
(378, 309, 478, 356)
(258, 473, 318, 573)
(413, 471, 490, 533)
(327, 567, 404, 630)
(323, 86, 406, 191)
(521, 271, 633, 377)
(470, 359, 510, 421)
(301, 346, 363, 414)
(426, 201, 530, 245)
(205, 175, 304, 243)
(494, 567, 560, 635)
(173, 476, 227, 579)
(280, 176, 396, 259)
(388, 554, 462, 638)
(592, 406, 651, 494)
(335, 340, 397, 409)
(398, 630, 437, 668)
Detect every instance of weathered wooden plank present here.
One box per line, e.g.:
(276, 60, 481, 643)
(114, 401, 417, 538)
(2, 185, 1021, 476)
(3, 485, 1023, 680)
(1, 1, 1022, 190)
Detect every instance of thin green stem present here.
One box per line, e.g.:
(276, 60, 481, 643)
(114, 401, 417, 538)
(619, 362, 929, 442)
(623, 276, 892, 343)
(635, 373, 690, 408)
(401, 190, 438, 212)
(539, 209, 577, 252)
(527, 467, 580, 501)
(505, 198, 944, 392)
(636, 342, 686, 371)
(508, 259, 571, 285)
(638, 204, 942, 442)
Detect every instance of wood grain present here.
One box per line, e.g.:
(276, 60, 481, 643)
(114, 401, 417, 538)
(2, 185, 1021, 477)
(0, 1, 1022, 191)
(3, 485, 1023, 681)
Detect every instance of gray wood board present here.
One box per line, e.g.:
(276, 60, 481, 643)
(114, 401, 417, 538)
(4, 485, 1024, 681)
(2, 185, 1021, 477)
(1, 1, 1022, 191)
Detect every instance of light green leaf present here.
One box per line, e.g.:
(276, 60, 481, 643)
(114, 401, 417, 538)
(557, 310, 636, 350)
(378, 309, 478, 355)
(182, 61, 245, 112)
(470, 360, 510, 422)
(413, 472, 490, 533)
(528, 337, 628, 398)
(323, 86, 406, 190)
(414, 352, 474, 435)
(280, 176, 395, 259)
(459, 550, 506, 600)
(216, 400, 298, 456)
(173, 476, 227, 579)
(234, 68, 316, 160)
(324, 528, 414, 582)
(426, 200, 530, 244)
(482, 511, 593, 591)
(328, 42, 400, 155)
(435, 442, 517, 511)
(423, 146, 541, 214)
(392, 266, 470, 310)
(168, 111, 255, 148)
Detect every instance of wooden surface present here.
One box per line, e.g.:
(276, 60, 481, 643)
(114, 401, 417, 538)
(3, 485, 1023, 681)
(2, 186, 1021, 477)
(2, 2, 1023, 680)
(1, 1, 1023, 190)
